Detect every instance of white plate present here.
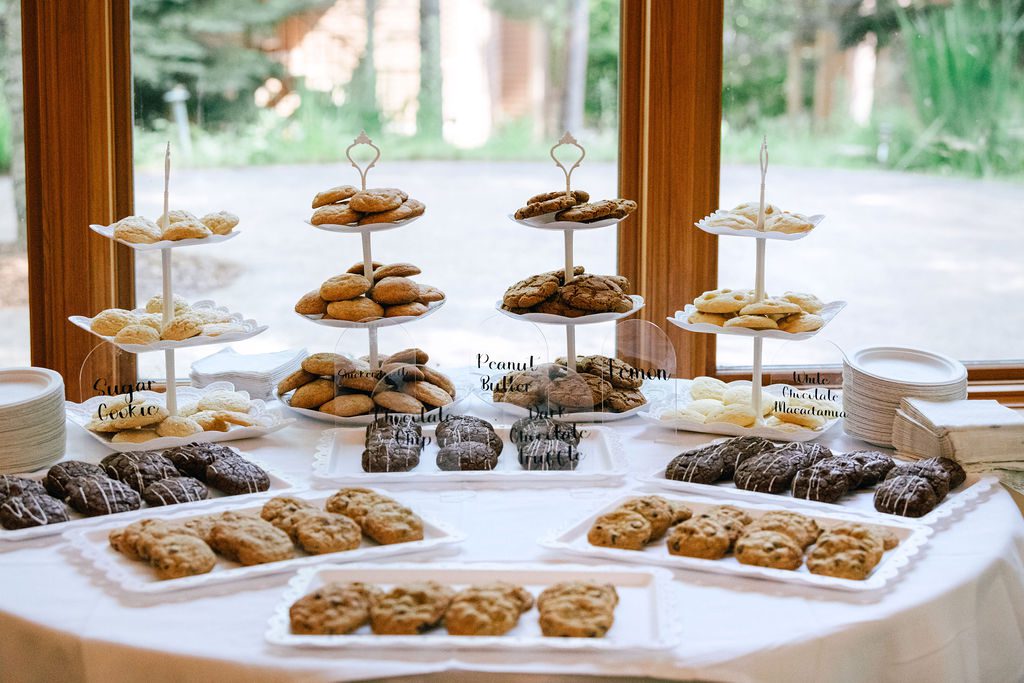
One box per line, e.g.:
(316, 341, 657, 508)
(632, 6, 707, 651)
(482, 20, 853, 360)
(312, 423, 627, 486)
(540, 493, 931, 592)
(304, 214, 422, 234)
(639, 463, 998, 527)
(507, 212, 627, 232)
(495, 295, 645, 326)
(0, 451, 294, 542)
(637, 380, 842, 443)
(266, 562, 679, 652)
(69, 300, 268, 353)
(276, 385, 470, 427)
(668, 300, 846, 340)
(90, 223, 239, 251)
(65, 489, 464, 594)
(694, 210, 825, 241)
(846, 347, 967, 387)
(296, 299, 445, 329)
(0, 367, 64, 409)
(65, 382, 295, 452)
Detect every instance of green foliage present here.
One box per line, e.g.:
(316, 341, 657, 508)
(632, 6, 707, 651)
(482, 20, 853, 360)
(894, 0, 1024, 176)
(585, 0, 618, 130)
(0, 88, 10, 174)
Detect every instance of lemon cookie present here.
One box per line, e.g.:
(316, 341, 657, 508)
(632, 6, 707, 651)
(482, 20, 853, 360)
(114, 324, 160, 345)
(160, 315, 204, 341)
(694, 288, 752, 314)
(91, 309, 137, 336)
(782, 291, 824, 314)
(198, 211, 239, 235)
(190, 411, 230, 432)
(706, 403, 758, 427)
(723, 385, 774, 415)
(146, 294, 191, 315)
(690, 376, 728, 401)
(779, 312, 824, 333)
(704, 213, 757, 231)
(765, 212, 813, 234)
(89, 401, 168, 431)
(730, 201, 778, 223)
(113, 216, 162, 244)
(320, 274, 372, 302)
(687, 310, 731, 326)
(724, 315, 778, 330)
(156, 416, 203, 437)
(739, 298, 801, 316)
(162, 219, 213, 241)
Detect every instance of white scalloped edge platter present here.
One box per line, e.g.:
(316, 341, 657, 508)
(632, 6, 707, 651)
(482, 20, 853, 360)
(65, 382, 295, 453)
(540, 493, 932, 592)
(275, 384, 471, 427)
(0, 450, 293, 543)
(304, 214, 422, 234)
(312, 423, 628, 486)
(638, 463, 997, 527)
(69, 300, 268, 353)
(637, 380, 842, 443)
(90, 223, 239, 251)
(668, 300, 846, 340)
(64, 488, 464, 595)
(296, 298, 445, 329)
(266, 562, 680, 652)
(694, 210, 825, 241)
(507, 212, 627, 232)
(495, 295, 644, 326)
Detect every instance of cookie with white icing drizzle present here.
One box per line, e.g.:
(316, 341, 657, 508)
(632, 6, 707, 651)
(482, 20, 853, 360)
(101, 451, 179, 493)
(0, 474, 47, 502)
(65, 477, 141, 517)
(0, 493, 69, 529)
(734, 452, 800, 494)
(142, 476, 209, 507)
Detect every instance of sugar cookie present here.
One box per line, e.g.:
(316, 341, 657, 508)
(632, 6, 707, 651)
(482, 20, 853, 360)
(724, 315, 778, 330)
(694, 288, 752, 314)
(782, 291, 824, 314)
(91, 309, 137, 336)
(114, 324, 160, 345)
(778, 312, 824, 333)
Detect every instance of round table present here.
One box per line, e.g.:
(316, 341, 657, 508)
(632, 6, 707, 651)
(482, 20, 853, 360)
(2, 402, 1023, 683)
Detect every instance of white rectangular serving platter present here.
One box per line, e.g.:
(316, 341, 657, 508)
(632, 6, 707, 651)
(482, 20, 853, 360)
(266, 562, 680, 652)
(637, 380, 842, 443)
(90, 223, 239, 250)
(69, 300, 267, 353)
(639, 464, 997, 527)
(540, 493, 932, 593)
(0, 451, 293, 542)
(695, 210, 825, 241)
(65, 488, 464, 594)
(65, 382, 294, 453)
(668, 300, 846, 340)
(312, 424, 628, 486)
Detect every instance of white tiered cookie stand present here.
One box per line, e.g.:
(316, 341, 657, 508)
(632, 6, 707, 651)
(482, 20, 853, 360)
(667, 138, 844, 425)
(495, 132, 645, 422)
(72, 143, 270, 446)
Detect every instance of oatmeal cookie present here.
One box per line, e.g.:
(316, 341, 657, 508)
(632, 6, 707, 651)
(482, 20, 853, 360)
(294, 290, 328, 316)
(587, 509, 651, 550)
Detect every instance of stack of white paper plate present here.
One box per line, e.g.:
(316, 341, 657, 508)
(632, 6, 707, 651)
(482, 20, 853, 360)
(0, 367, 66, 473)
(842, 347, 967, 447)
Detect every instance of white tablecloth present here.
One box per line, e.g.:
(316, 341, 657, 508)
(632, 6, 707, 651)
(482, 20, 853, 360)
(2, 401, 1023, 683)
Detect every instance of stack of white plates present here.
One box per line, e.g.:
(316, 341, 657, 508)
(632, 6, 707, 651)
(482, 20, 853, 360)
(842, 346, 967, 447)
(0, 367, 66, 473)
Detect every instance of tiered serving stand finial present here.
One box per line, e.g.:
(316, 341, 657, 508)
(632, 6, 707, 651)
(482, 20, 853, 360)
(499, 132, 645, 374)
(300, 131, 437, 371)
(668, 136, 846, 419)
(77, 143, 265, 415)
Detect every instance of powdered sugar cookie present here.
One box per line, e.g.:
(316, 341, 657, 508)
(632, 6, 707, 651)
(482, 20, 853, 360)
(162, 219, 212, 241)
(200, 211, 239, 235)
(91, 309, 137, 336)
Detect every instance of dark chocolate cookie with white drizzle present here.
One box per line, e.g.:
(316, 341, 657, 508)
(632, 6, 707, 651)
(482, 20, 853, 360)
(143, 476, 209, 507)
(65, 476, 141, 516)
(0, 493, 69, 529)
(664, 444, 726, 484)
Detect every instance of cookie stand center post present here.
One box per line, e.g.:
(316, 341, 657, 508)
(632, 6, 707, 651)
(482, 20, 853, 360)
(551, 132, 587, 373)
(751, 137, 769, 418)
(158, 143, 179, 414)
(346, 131, 384, 369)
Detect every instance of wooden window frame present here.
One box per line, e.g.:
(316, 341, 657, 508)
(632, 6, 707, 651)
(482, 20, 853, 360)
(617, 0, 1024, 407)
(22, 0, 136, 401)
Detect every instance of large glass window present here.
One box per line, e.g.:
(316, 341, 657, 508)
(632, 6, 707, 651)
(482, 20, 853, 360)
(131, 0, 620, 378)
(719, 0, 1024, 370)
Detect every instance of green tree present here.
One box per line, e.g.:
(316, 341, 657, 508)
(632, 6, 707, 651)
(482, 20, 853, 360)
(417, 0, 443, 140)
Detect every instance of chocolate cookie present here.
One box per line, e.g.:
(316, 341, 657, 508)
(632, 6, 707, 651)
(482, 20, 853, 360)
(770, 442, 823, 470)
(164, 442, 239, 480)
(808, 456, 865, 489)
(847, 451, 896, 486)
(361, 440, 421, 473)
(205, 455, 271, 495)
(792, 442, 834, 466)
(716, 436, 775, 477)
(66, 477, 141, 516)
(42, 462, 106, 499)
(142, 476, 209, 507)
(510, 416, 581, 449)
(874, 474, 939, 517)
(885, 461, 951, 499)
(101, 451, 179, 493)
(434, 415, 493, 441)
(664, 444, 726, 484)
(791, 465, 851, 503)
(518, 439, 579, 471)
(436, 442, 499, 471)
(435, 423, 503, 455)
(923, 456, 966, 490)
(365, 417, 422, 449)
(0, 474, 47, 502)
(0, 493, 69, 529)
(734, 453, 800, 494)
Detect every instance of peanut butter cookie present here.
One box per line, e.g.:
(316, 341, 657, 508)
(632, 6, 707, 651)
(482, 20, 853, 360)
(326, 298, 385, 322)
(290, 378, 335, 409)
(311, 204, 362, 226)
(370, 276, 421, 305)
(385, 302, 428, 317)
(294, 290, 328, 315)
(320, 273, 372, 302)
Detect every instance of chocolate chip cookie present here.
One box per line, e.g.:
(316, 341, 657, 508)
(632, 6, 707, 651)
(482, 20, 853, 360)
(666, 517, 731, 559)
(618, 496, 674, 540)
(290, 582, 380, 635)
(587, 509, 651, 550)
(325, 488, 393, 525)
(147, 533, 217, 580)
(205, 455, 271, 495)
(538, 595, 615, 638)
(370, 582, 454, 634)
(66, 477, 141, 516)
(260, 496, 318, 538)
(362, 504, 424, 544)
(445, 588, 522, 636)
(209, 516, 295, 565)
(294, 512, 362, 554)
(735, 530, 804, 570)
(42, 462, 104, 499)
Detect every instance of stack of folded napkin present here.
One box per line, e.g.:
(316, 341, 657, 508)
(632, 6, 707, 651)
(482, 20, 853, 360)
(190, 347, 305, 401)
